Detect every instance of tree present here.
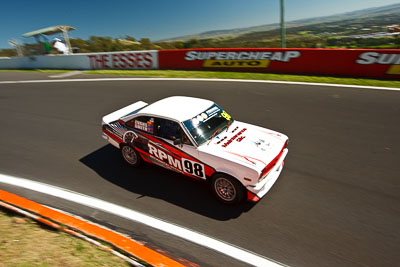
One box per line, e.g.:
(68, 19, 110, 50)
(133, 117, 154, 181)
(125, 35, 136, 42)
(139, 38, 155, 50)
(0, 49, 17, 57)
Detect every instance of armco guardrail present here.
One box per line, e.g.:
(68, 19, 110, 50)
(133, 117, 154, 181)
(0, 51, 158, 70)
(158, 48, 400, 79)
(0, 48, 399, 79)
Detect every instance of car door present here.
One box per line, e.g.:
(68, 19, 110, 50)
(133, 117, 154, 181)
(124, 116, 210, 180)
(154, 118, 208, 180)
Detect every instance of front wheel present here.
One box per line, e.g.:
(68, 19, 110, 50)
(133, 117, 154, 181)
(120, 145, 142, 167)
(211, 174, 245, 205)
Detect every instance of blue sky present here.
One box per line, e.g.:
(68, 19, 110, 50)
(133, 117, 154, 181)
(1, 0, 399, 49)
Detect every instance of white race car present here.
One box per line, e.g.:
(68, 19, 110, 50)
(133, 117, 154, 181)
(102, 96, 289, 204)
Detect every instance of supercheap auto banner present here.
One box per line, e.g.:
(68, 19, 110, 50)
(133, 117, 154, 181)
(158, 48, 400, 79)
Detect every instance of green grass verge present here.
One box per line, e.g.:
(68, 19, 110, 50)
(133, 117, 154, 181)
(85, 70, 400, 88)
(1, 69, 398, 88)
(0, 209, 129, 267)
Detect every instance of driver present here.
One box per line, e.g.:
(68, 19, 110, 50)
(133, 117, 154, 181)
(159, 120, 180, 140)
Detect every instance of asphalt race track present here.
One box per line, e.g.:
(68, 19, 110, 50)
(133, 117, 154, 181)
(0, 72, 399, 266)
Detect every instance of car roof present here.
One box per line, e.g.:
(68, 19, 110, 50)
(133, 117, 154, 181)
(138, 96, 214, 122)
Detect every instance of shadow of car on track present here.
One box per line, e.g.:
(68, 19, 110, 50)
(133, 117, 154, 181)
(79, 145, 256, 220)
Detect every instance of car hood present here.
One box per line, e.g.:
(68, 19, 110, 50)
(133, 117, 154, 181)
(198, 121, 288, 171)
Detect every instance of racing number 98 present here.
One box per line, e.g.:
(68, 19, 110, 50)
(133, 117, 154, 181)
(182, 159, 205, 179)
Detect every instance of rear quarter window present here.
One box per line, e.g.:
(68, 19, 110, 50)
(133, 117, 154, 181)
(126, 116, 155, 134)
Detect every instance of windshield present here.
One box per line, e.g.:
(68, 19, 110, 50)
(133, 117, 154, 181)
(183, 104, 233, 146)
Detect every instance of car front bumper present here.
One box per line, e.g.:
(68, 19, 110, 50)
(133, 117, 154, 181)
(246, 148, 288, 200)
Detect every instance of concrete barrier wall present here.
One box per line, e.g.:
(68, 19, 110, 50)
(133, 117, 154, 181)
(1, 48, 399, 79)
(0, 51, 159, 70)
(0, 57, 27, 69)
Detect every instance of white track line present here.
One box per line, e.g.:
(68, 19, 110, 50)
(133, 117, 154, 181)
(48, 71, 84, 78)
(0, 77, 398, 91)
(0, 174, 284, 267)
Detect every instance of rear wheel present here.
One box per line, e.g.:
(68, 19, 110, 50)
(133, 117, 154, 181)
(211, 174, 245, 205)
(120, 145, 142, 167)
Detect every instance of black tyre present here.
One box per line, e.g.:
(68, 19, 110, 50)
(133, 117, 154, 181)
(211, 174, 245, 205)
(120, 145, 142, 167)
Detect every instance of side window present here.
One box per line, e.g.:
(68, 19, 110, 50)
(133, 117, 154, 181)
(156, 118, 193, 146)
(126, 116, 155, 134)
(180, 129, 193, 146)
(156, 118, 180, 141)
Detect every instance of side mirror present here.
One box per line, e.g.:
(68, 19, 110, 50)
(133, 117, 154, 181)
(173, 138, 182, 145)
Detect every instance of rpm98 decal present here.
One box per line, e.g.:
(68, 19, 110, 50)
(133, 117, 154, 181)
(181, 158, 206, 179)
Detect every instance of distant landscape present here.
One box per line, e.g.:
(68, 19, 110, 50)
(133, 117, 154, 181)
(1, 3, 399, 57)
(160, 3, 400, 42)
(157, 3, 400, 50)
